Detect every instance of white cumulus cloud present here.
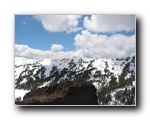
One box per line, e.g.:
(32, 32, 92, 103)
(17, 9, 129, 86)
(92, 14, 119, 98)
(74, 30, 135, 58)
(33, 15, 82, 33)
(51, 44, 64, 51)
(15, 29, 135, 59)
(83, 15, 135, 33)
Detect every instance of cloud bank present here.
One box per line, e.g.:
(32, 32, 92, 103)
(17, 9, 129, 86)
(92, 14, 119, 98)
(15, 44, 74, 59)
(15, 44, 94, 59)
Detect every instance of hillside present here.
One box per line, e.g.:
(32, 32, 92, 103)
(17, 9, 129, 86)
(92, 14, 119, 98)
(15, 56, 135, 105)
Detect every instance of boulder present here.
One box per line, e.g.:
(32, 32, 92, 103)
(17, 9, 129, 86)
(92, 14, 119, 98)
(20, 80, 98, 105)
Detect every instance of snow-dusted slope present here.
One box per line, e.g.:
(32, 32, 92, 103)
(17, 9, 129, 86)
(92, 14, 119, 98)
(15, 56, 135, 105)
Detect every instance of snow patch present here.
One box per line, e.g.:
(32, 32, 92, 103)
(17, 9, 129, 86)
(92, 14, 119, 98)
(15, 89, 30, 101)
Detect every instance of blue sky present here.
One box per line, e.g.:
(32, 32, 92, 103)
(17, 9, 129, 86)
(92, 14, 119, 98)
(15, 15, 79, 51)
(15, 15, 135, 59)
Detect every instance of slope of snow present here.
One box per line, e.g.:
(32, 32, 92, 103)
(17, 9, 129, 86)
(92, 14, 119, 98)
(15, 89, 30, 101)
(15, 56, 135, 101)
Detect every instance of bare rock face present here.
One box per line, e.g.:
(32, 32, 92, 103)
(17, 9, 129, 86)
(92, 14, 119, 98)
(20, 80, 98, 105)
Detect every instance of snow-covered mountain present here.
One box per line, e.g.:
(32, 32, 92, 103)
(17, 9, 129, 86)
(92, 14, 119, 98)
(15, 56, 135, 105)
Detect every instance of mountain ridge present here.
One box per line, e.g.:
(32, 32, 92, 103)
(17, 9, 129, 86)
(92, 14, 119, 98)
(15, 56, 135, 105)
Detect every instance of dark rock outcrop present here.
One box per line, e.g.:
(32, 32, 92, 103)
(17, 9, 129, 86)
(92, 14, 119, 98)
(19, 80, 98, 105)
